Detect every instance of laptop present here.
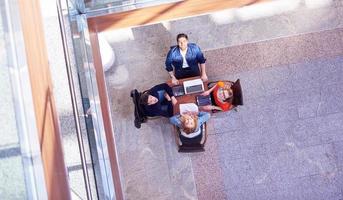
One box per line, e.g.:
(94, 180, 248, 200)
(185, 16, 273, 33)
(172, 85, 185, 97)
(183, 78, 204, 94)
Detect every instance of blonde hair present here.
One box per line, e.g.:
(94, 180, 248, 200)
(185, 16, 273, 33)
(180, 114, 198, 134)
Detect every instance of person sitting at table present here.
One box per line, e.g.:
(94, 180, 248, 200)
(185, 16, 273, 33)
(165, 33, 208, 85)
(170, 110, 210, 142)
(140, 83, 177, 118)
(200, 81, 234, 112)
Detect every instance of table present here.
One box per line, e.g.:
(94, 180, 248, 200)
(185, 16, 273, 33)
(167, 76, 208, 115)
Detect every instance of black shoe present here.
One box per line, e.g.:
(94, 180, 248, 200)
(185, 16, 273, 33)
(130, 90, 136, 98)
(134, 118, 141, 129)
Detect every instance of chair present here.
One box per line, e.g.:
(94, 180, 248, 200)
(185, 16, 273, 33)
(130, 89, 162, 128)
(231, 79, 243, 107)
(207, 79, 243, 111)
(130, 89, 148, 128)
(174, 123, 208, 152)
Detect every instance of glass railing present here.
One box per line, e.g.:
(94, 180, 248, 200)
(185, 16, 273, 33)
(68, 0, 182, 17)
(0, 0, 47, 199)
(62, 0, 117, 198)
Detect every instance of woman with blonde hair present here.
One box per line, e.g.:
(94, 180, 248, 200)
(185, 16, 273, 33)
(170, 105, 210, 141)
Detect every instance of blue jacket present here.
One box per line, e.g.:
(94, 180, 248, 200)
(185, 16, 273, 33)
(165, 43, 206, 79)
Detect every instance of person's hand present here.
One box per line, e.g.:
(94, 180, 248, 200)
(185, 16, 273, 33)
(201, 74, 208, 82)
(164, 92, 172, 101)
(183, 111, 198, 116)
(171, 96, 177, 105)
(171, 77, 179, 85)
(201, 90, 210, 96)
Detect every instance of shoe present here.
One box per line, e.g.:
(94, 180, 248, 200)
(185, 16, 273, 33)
(134, 118, 141, 129)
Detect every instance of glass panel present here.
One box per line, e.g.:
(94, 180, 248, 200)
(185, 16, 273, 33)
(66, 6, 115, 199)
(80, 0, 183, 17)
(53, 1, 99, 199)
(0, 0, 47, 199)
(0, 17, 27, 198)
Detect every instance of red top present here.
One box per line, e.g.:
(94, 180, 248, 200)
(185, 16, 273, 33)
(212, 84, 232, 111)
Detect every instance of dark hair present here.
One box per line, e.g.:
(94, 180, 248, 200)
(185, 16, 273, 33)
(139, 93, 149, 105)
(176, 33, 188, 42)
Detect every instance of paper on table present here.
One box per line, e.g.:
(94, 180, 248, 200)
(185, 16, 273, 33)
(179, 103, 198, 114)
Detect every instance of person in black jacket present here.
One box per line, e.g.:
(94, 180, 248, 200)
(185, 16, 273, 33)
(140, 83, 177, 118)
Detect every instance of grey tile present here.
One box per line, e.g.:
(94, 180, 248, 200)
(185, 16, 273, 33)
(301, 144, 338, 176)
(294, 87, 321, 119)
(223, 158, 254, 188)
(212, 111, 246, 134)
(318, 113, 343, 133)
(289, 5, 341, 34)
(254, 183, 278, 200)
(320, 129, 343, 144)
(226, 185, 256, 200)
(333, 141, 343, 168)
(318, 83, 343, 115)
(216, 131, 243, 160)
(289, 60, 322, 91)
(274, 176, 311, 200)
(259, 64, 293, 95)
(307, 174, 343, 200)
(290, 118, 323, 148)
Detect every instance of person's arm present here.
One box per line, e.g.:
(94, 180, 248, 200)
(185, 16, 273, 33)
(165, 49, 174, 73)
(201, 83, 217, 96)
(195, 45, 207, 81)
(162, 83, 174, 97)
(161, 83, 178, 105)
(169, 71, 179, 85)
(151, 83, 170, 93)
(166, 48, 179, 85)
(200, 63, 208, 81)
(169, 115, 182, 127)
(198, 112, 210, 125)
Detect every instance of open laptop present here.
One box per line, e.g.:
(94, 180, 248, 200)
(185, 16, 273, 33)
(172, 85, 185, 97)
(183, 78, 204, 94)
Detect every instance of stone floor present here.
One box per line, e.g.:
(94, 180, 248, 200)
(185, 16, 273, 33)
(102, 0, 343, 199)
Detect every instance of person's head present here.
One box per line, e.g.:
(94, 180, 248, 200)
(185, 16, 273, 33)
(140, 93, 158, 105)
(216, 81, 233, 102)
(219, 87, 233, 103)
(180, 114, 198, 134)
(176, 33, 188, 51)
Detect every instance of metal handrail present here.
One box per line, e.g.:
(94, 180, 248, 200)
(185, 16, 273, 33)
(56, 0, 93, 199)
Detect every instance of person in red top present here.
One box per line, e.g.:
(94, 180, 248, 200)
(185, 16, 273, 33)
(200, 81, 233, 112)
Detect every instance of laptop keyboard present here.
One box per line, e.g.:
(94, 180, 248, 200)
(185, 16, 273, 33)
(186, 84, 204, 94)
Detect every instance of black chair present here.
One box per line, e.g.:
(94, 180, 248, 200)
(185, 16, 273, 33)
(231, 79, 243, 107)
(174, 123, 207, 152)
(130, 89, 148, 128)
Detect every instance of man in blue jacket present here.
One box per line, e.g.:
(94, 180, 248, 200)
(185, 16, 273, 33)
(165, 33, 208, 85)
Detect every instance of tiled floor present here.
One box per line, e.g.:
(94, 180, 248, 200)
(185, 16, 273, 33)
(101, 1, 343, 199)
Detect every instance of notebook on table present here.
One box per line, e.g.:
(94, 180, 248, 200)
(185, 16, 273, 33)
(196, 95, 212, 106)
